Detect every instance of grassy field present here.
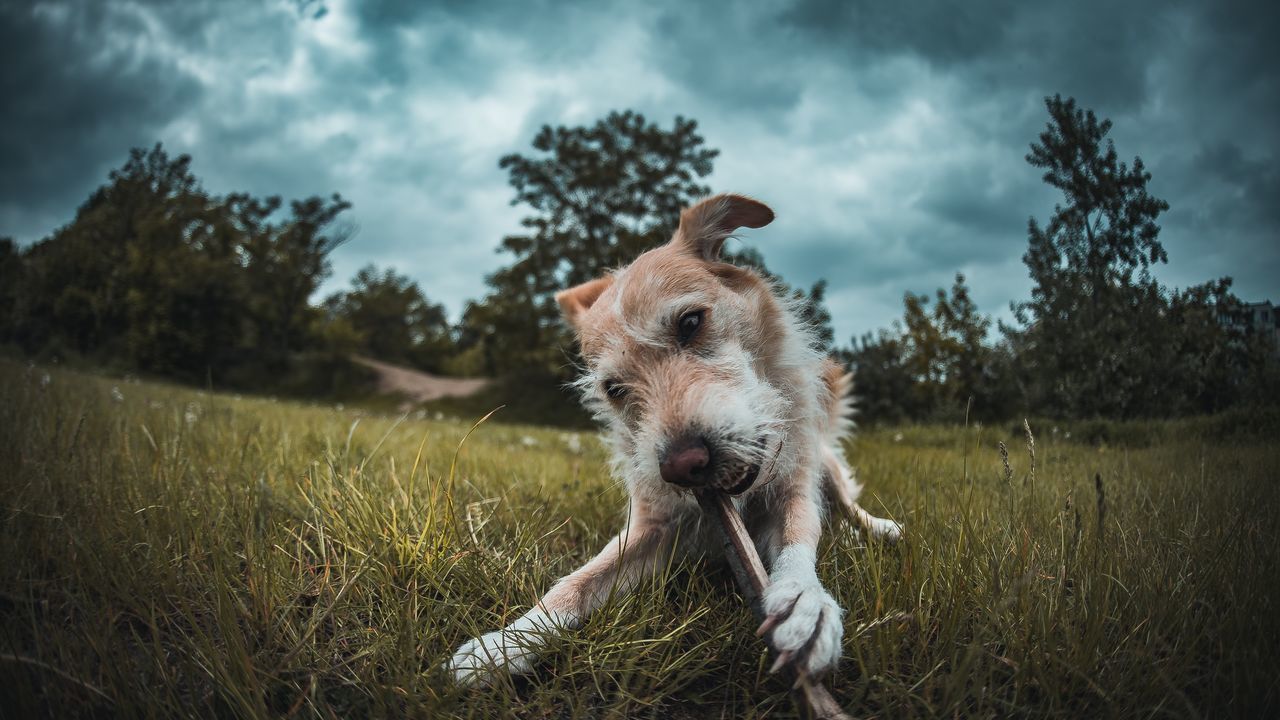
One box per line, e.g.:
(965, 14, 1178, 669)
(1, 360, 1277, 718)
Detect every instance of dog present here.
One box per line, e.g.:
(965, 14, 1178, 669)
(447, 193, 902, 686)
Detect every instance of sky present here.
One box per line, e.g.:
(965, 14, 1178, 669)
(2, 0, 1277, 343)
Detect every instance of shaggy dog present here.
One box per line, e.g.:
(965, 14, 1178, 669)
(448, 193, 902, 685)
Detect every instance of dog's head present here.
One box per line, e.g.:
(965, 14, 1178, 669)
(557, 194, 815, 500)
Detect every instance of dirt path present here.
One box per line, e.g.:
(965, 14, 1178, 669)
(352, 356, 488, 405)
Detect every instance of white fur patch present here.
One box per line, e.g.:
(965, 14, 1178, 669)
(866, 515, 904, 543)
(854, 505, 905, 543)
(446, 607, 575, 686)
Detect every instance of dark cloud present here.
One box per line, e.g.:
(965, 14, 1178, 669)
(919, 163, 1046, 242)
(780, 0, 1172, 112)
(1, 0, 1276, 342)
(1191, 141, 1280, 228)
(0, 2, 203, 231)
(782, 0, 1020, 65)
(648, 8, 804, 122)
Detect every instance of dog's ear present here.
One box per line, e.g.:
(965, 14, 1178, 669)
(674, 194, 774, 261)
(555, 275, 614, 329)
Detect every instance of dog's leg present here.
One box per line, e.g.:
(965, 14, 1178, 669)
(447, 509, 671, 685)
(820, 446, 903, 543)
(756, 472, 845, 678)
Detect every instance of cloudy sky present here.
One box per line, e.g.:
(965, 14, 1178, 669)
(3, 0, 1276, 342)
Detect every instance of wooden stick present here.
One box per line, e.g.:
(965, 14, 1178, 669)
(695, 489, 854, 720)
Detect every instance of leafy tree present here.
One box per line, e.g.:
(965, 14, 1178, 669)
(1009, 95, 1177, 418)
(1003, 95, 1272, 419)
(240, 193, 352, 371)
(14, 145, 226, 371)
(901, 273, 1002, 418)
(845, 273, 1012, 423)
(840, 329, 916, 424)
(323, 265, 452, 371)
(499, 110, 718, 289)
(11, 144, 351, 386)
(1161, 278, 1279, 414)
(461, 111, 718, 375)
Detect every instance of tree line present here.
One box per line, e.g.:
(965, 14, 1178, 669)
(2, 98, 1275, 421)
(845, 97, 1278, 422)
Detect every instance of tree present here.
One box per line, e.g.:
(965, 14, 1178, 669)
(13, 145, 228, 371)
(499, 110, 718, 290)
(903, 273, 1003, 418)
(11, 144, 352, 386)
(1161, 278, 1279, 414)
(240, 193, 352, 371)
(840, 329, 916, 424)
(845, 273, 1011, 423)
(324, 265, 452, 371)
(1009, 95, 1176, 418)
(461, 111, 718, 375)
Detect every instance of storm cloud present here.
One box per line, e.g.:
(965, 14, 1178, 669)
(2, 0, 1276, 341)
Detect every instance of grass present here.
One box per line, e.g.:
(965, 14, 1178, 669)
(1, 359, 1276, 718)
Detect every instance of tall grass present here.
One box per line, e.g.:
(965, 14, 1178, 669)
(1, 359, 1276, 718)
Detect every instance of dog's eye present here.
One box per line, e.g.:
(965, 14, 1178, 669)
(677, 310, 704, 346)
(603, 379, 628, 401)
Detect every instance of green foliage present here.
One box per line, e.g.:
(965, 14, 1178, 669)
(238, 192, 353, 372)
(842, 330, 916, 424)
(459, 111, 718, 377)
(3, 361, 1276, 717)
(1004, 95, 1266, 418)
(4, 103, 1272, 425)
(844, 274, 1015, 423)
(849, 95, 1275, 424)
(323, 265, 454, 372)
(8, 144, 354, 390)
(901, 274, 996, 419)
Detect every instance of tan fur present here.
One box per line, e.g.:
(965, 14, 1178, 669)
(555, 276, 614, 326)
(448, 193, 902, 686)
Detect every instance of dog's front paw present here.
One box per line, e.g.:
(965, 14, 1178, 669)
(758, 576, 844, 678)
(446, 628, 540, 686)
(446, 609, 569, 686)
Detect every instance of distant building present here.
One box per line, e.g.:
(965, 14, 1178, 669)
(1221, 300, 1280, 352)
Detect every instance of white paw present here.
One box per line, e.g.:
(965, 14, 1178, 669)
(759, 575, 844, 678)
(867, 515, 904, 543)
(854, 505, 905, 543)
(446, 627, 540, 686)
(446, 609, 570, 685)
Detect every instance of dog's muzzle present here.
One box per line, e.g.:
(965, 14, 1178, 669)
(658, 435, 765, 495)
(659, 436, 712, 487)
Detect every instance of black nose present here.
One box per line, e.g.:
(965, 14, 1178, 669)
(660, 436, 711, 487)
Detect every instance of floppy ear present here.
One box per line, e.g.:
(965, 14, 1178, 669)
(673, 193, 774, 261)
(555, 275, 614, 329)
